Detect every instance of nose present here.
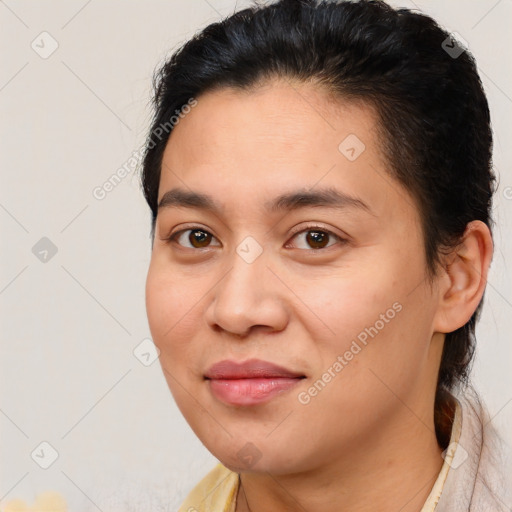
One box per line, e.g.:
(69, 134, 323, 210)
(204, 246, 289, 338)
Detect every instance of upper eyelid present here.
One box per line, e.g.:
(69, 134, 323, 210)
(168, 224, 219, 241)
(288, 222, 344, 239)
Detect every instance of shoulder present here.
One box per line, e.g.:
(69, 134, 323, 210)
(178, 462, 240, 512)
(437, 391, 512, 511)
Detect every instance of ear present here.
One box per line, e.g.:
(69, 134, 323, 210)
(433, 220, 493, 333)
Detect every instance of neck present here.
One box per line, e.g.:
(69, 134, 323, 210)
(236, 408, 445, 512)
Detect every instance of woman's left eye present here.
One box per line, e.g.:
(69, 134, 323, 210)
(169, 228, 221, 249)
(287, 227, 345, 250)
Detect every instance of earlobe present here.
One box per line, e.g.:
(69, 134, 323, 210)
(433, 220, 493, 333)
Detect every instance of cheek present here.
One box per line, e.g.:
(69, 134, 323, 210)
(295, 268, 401, 345)
(145, 262, 204, 414)
(298, 254, 430, 374)
(145, 259, 201, 356)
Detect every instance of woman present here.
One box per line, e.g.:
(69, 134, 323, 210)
(141, 0, 511, 510)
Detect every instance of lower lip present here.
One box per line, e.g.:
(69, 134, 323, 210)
(207, 377, 303, 406)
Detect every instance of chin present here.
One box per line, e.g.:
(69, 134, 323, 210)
(219, 456, 290, 475)
(204, 437, 307, 476)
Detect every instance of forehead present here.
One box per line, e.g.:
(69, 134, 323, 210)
(163, 80, 377, 169)
(158, 80, 416, 223)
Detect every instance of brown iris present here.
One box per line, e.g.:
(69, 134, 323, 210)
(306, 230, 329, 249)
(189, 229, 213, 248)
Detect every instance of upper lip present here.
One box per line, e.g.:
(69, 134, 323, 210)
(204, 358, 305, 380)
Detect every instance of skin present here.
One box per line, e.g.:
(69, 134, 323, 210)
(145, 79, 493, 512)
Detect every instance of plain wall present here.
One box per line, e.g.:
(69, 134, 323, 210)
(1, 1, 511, 510)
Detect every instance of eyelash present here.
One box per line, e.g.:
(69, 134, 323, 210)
(164, 223, 347, 251)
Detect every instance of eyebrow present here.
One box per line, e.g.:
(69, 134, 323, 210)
(157, 186, 372, 215)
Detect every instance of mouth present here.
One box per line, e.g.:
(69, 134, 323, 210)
(204, 358, 306, 406)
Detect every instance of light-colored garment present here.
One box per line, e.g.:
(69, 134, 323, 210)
(178, 392, 511, 511)
(434, 392, 511, 511)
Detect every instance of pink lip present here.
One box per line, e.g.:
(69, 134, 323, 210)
(205, 359, 305, 406)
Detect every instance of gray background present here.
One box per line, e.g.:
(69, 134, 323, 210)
(1, 1, 511, 510)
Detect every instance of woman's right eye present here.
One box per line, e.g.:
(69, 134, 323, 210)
(169, 228, 221, 249)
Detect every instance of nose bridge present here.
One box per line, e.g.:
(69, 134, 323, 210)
(206, 237, 287, 336)
(219, 241, 269, 312)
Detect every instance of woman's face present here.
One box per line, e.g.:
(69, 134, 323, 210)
(145, 80, 445, 474)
